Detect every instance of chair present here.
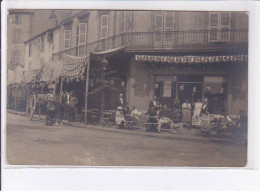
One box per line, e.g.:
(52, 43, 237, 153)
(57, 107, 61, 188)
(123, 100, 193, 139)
(145, 116, 159, 132)
(102, 110, 115, 127)
(87, 109, 100, 123)
(124, 114, 136, 130)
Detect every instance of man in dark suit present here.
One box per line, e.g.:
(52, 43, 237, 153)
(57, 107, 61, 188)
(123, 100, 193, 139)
(117, 93, 124, 108)
(149, 95, 161, 114)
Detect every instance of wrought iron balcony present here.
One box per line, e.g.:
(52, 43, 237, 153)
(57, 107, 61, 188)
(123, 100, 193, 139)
(52, 29, 248, 59)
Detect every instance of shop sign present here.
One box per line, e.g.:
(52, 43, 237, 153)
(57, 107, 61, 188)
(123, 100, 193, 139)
(150, 63, 228, 74)
(135, 54, 248, 63)
(163, 81, 172, 97)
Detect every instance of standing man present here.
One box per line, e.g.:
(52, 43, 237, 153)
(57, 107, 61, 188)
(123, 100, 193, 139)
(69, 92, 79, 122)
(149, 95, 161, 114)
(117, 93, 125, 108)
(45, 87, 56, 126)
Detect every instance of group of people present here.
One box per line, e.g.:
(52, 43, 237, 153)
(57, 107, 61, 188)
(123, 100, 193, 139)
(44, 87, 79, 126)
(145, 96, 210, 133)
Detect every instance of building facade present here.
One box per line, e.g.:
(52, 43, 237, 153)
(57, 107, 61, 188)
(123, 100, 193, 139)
(24, 10, 248, 116)
(7, 10, 34, 70)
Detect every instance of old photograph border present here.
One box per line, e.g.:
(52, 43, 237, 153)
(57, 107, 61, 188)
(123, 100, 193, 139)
(1, 0, 260, 190)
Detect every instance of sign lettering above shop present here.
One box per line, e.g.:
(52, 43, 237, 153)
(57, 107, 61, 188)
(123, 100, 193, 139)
(135, 54, 248, 63)
(150, 63, 228, 74)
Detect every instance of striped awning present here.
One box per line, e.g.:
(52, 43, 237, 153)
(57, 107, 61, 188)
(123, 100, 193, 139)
(38, 60, 63, 82)
(61, 54, 88, 78)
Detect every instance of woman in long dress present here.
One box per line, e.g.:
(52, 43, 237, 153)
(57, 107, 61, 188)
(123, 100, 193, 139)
(115, 106, 126, 129)
(192, 98, 203, 126)
(182, 99, 192, 124)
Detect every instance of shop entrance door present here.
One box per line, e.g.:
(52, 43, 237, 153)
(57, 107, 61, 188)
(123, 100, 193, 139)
(176, 75, 204, 104)
(177, 82, 203, 104)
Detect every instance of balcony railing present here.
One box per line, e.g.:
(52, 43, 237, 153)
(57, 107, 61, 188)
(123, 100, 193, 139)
(53, 29, 248, 59)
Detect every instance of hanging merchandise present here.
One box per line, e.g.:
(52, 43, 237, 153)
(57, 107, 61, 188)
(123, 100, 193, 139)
(180, 85, 185, 91)
(62, 54, 88, 78)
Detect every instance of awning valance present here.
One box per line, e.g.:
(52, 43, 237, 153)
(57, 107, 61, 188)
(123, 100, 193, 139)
(135, 54, 248, 64)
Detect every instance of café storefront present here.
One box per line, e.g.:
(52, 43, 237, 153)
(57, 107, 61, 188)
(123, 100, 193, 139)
(126, 54, 248, 115)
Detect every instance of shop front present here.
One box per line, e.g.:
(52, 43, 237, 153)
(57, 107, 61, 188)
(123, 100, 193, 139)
(127, 54, 248, 115)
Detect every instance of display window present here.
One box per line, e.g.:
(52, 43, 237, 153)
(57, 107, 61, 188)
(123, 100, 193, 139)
(154, 75, 227, 113)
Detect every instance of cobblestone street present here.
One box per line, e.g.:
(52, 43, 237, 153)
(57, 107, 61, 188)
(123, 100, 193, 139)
(6, 113, 247, 167)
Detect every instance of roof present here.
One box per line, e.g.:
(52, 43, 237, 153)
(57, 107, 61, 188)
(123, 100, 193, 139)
(8, 9, 34, 15)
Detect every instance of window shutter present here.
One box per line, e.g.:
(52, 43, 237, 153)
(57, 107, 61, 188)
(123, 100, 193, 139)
(209, 13, 218, 27)
(221, 12, 230, 26)
(64, 30, 71, 49)
(165, 11, 174, 30)
(79, 23, 87, 45)
(209, 13, 219, 41)
(101, 15, 108, 38)
(155, 11, 163, 31)
(165, 11, 174, 41)
(37, 37, 41, 51)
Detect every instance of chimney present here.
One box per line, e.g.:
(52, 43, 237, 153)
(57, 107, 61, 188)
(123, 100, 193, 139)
(49, 10, 57, 27)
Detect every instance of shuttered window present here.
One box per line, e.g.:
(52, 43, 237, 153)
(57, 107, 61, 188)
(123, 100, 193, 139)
(100, 15, 109, 38)
(79, 23, 87, 45)
(100, 14, 109, 50)
(37, 37, 41, 51)
(12, 29, 22, 42)
(77, 23, 87, 56)
(64, 30, 71, 49)
(12, 51, 20, 64)
(155, 11, 174, 42)
(155, 11, 163, 41)
(209, 12, 230, 41)
(120, 11, 131, 33)
(165, 11, 174, 41)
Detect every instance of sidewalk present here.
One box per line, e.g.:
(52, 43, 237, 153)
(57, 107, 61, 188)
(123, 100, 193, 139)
(7, 109, 242, 145)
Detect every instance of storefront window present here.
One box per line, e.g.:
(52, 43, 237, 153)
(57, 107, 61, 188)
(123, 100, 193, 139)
(154, 75, 227, 113)
(203, 76, 227, 114)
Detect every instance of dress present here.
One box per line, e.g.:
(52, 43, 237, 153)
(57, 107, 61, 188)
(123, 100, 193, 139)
(192, 102, 202, 126)
(172, 104, 182, 123)
(182, 103, 192, 124)
(115, 109, 126, 128)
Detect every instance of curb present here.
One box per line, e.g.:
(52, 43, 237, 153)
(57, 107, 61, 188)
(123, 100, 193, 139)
(62, 120, 238, 145)
(7, 110, 240, 145)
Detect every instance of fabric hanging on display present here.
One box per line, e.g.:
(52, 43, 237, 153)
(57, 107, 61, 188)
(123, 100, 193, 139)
(7, 69, 15, 84)
(12, 66, 25, 84)
(39, 60, 63, 82)
(23, 63, 43, 83)
(61, 54, 88, 78)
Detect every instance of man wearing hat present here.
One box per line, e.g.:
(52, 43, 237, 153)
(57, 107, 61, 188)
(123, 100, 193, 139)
(45, 87, 57, 126)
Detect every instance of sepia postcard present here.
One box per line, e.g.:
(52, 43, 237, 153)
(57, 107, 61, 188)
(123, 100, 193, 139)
(4, 7, 248, 168)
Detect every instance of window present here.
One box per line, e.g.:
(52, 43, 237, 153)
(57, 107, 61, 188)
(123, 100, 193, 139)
(100, 14, 109, 50)
(79, 23, 87, 45)
(12, 51, 20, 65)
(77, 23, 87, 56)
(100, 15, 109, 38)
(64, 30, 71, 49)
(209, 12, 230, 42)
(41, 36, 45, 51)
(12, 29, 22, 42)
(154, 11, 174, 43)
(37, 37, 41, 51)
(29, 42, 32, 57)
(120, 11, 131, 33)
(13, 15, 22, 24)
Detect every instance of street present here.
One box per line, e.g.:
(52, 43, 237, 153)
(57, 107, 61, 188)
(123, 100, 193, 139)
(6, 113, 247, 167)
